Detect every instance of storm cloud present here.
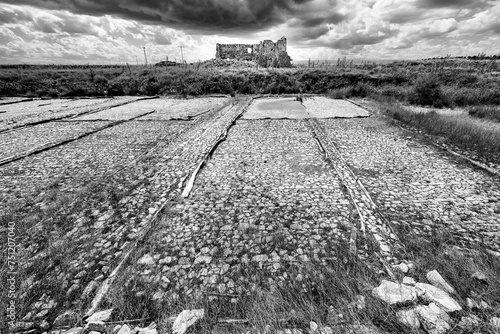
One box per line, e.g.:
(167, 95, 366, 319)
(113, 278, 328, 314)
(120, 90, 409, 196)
(0, 0, 499, 64)
(0, 0, 324, 32)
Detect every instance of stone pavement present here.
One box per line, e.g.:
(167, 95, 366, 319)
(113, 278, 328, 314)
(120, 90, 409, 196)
(1, 96, 499, 332)
(125, 119, 356, 304)
(0, 96, 237, 326)
(318, 117, 500, 255)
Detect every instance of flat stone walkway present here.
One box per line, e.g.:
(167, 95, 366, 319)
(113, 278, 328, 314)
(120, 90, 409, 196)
(2, 96, 499, 328)
(127, 119, 355, 303)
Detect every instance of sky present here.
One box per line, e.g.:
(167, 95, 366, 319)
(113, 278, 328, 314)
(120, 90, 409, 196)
(0, 0, 499, 64)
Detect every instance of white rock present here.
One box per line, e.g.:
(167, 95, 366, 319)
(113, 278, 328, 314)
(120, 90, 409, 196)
(416, 304, 451, 334)
(415, 283, 461, 312)
(194, 255, 212, 265)
(466, 297, 479, 309)
(53, 310, 79, 327)
(428, 303, 451, 323)
(426, 270, 456, 294)
(457, 315, 480, 330)
(490, 317, 500, 331)
(396, 308, 420, 329)
(117, 324, 133, 334)
(393, 263, 409, 274)
(310, 321, 318, 332)
(138, 328, 157, 334)
(172, 309, 204, 334)
(86, 309, 113, 323)
(471, 271, 487, 282)
(372, 280, 417, 305)
(402, 276, 416, 286)
(137, 254, 154, 266)
(354, 295, 366, 310)
(318, 327, 333, 334)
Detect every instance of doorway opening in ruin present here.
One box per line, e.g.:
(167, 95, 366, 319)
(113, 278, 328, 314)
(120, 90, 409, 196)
(247, 47, 252, 54)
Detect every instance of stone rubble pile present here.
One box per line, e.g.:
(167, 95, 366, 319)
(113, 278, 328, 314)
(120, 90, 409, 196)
(373, 267, 496, 334)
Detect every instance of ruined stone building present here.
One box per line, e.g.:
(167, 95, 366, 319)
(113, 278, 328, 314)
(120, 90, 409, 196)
(215, 36, 292, 67)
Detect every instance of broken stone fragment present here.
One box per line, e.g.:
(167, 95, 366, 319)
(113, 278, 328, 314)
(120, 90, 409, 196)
(372, 280, 417, 305)
(85, 309, 113, 323)
(415, 283, 461, 312)
(426, 270, 456, 294)
(309, 321, 318, 332)
(116, 324, 132, 334)
(63, 327, 83, 334)
(396, 308, 420, 329)
(466, 297, 479, 309)
(53, 310, 79, 327)
(402, 276, 416, 286)
(471, 271, 487, 282)
(137, 254, 154, 266)
(84, 321, 107, 333)
(490, 317, 500, 331)
(393, 263, 409, 274)
(416, 304, 451, 334)
(172, 309, 204, 334)
(457, 315, 480, 330)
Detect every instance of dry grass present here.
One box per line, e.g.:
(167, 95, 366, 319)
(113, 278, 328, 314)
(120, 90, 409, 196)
(380, 102, 500, 162)
(468, 105, 500, 122)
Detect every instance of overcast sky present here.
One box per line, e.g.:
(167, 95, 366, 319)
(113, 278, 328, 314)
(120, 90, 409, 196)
(0, 0, 499, 64)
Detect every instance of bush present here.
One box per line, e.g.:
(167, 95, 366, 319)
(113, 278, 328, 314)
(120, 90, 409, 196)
(409, 75, 448, 107)
(327, 82, 371, 99)
(468, 105, 500, 122)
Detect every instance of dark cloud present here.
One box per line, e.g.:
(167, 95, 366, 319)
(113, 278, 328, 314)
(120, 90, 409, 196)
(0, 0, 322, 32)
(33, 18, 59, 33)
(0, 6, 32, 24)
(417, 0, 477, 8)
(298, 13, 346, 27)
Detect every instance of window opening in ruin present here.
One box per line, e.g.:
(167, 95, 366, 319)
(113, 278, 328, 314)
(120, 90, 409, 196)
(247, 48, 252, 54)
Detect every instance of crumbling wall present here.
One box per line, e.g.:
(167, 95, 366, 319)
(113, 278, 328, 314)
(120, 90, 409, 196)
(216, 37, 292, 67)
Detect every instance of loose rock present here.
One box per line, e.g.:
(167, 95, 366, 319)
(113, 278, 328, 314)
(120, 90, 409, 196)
(416, 304, 451, 334)
(415, 283, 461, 312)
(53, 310, 79, 327)
(471, 271, 487, 282)
(396, 308, 420, 329)
(372, 280, 417, 304)
(457, 315, 480, 330)
(63, 327, 83, 334)
(85, 309, 113, 323)
(116, 325, 132, 334)
(490, 317, 500, 331)
(172, 309, 204, 334)
(402, 276, 416, 286)
(137, 254, 154, 266)
(426, 270, 456, 294)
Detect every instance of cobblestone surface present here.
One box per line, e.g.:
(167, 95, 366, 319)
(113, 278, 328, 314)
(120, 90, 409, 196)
(2, 96, 499, 329)
(318, 117, 500, 254)
(0, 97, 140, 131)
(0, 98, 250, 324)
(125, 119, 356, 304)
(75, 97, 229, 121)
(137, 97, 229, 120)
(0, 121, 110, 161)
